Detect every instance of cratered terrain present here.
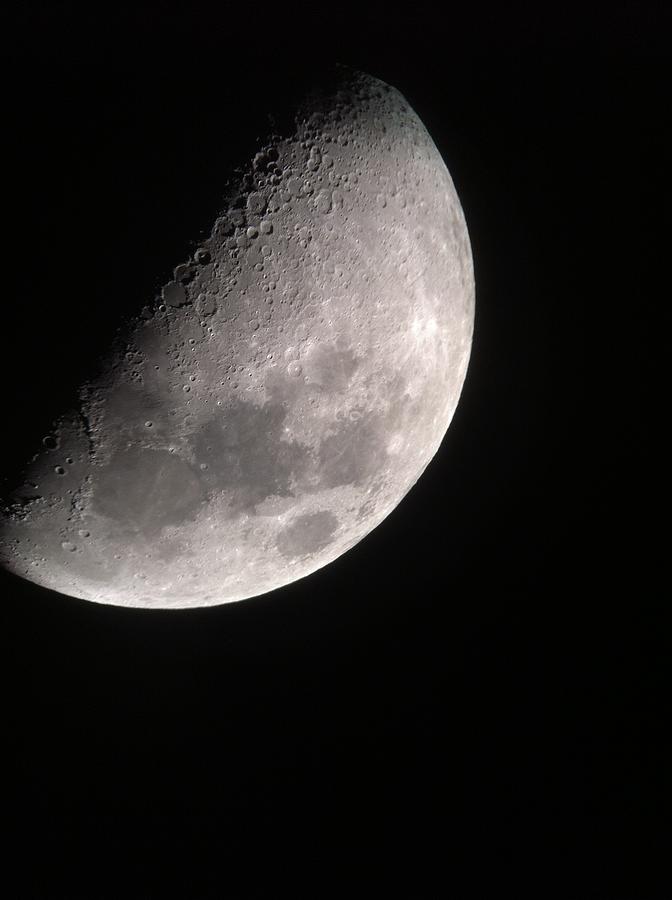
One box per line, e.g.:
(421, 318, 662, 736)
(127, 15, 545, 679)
(0, 68, 474, 608)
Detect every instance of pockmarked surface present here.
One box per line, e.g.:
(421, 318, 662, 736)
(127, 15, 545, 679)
(0, 70, 475, 608)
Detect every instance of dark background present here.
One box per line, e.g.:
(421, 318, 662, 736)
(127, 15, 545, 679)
(2, 3, 668, 897)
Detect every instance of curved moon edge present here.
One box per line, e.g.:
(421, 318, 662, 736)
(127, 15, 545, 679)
(0, 68, 475, 609)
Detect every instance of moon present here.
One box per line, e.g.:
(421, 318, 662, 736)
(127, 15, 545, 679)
(0, 68, 475, 609)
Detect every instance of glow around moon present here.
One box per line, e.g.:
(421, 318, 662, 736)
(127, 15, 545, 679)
(0, 69, 475, 608)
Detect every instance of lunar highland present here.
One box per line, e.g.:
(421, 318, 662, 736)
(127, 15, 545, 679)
(0, 69, 475, 608)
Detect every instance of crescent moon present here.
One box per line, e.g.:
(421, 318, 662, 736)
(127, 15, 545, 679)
(0, 68, 475, 608)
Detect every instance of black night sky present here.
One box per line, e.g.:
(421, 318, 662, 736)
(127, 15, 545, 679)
(2, 4, 668, 898)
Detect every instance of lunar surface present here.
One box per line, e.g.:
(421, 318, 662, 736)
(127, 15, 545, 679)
(0, 68, 475, 608)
